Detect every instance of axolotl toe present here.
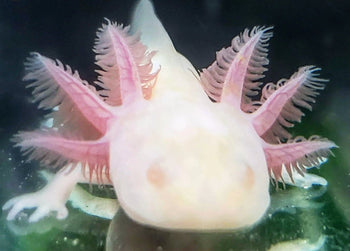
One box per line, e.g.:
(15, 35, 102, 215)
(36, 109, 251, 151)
(3, 0, 336, 231)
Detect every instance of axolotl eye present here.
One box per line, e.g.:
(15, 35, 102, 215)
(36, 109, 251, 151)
(146, 163, 166, 188)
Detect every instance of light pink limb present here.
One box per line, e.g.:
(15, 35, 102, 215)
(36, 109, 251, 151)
(200, 27, 272, 109)
(262, 136, 337, 183)
(24, 53, 113, 134)
(3, 164, 114, 222)
(280, 167, 327, 188)
(14, 130, 110, 183)
(3, 166, 81, 222)
(94, 20, 159, 106)
(251, 66, 327, 142)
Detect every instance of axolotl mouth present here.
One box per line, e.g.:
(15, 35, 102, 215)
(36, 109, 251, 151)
(3, 0, 335, 231)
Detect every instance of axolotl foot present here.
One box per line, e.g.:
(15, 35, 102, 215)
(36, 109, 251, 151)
(3, 167, 82, 222)
(3, 191, 68, 222)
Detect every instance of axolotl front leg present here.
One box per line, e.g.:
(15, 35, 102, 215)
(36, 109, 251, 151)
(3, 164, 112, 222)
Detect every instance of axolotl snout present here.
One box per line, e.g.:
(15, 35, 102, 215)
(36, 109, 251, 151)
(3, 0, 335, 231)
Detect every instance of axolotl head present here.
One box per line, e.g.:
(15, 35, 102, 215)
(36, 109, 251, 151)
(104, 0, 270, 231)
(109, 97, 270, 231)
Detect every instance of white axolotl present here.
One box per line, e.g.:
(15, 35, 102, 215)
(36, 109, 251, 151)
(3, 0, 335, 231)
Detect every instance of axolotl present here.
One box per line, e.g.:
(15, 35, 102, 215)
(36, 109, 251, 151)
(3, 0, 336, 231)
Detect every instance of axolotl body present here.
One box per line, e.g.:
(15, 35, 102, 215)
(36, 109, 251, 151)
(3, 0, 335, 231)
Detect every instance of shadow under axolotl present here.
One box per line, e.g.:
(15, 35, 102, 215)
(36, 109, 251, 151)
(105, 186, 328, 251)
(1, 184, 330, 251)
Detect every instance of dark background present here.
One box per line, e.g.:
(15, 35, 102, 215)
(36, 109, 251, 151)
(0, 0, 349, 137)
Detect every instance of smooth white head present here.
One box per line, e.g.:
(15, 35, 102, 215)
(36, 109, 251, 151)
(109, 97, 270, 230)
(107, 0, 270, 231)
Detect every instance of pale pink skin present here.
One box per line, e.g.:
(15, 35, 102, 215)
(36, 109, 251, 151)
(3, 0, 335, 230)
